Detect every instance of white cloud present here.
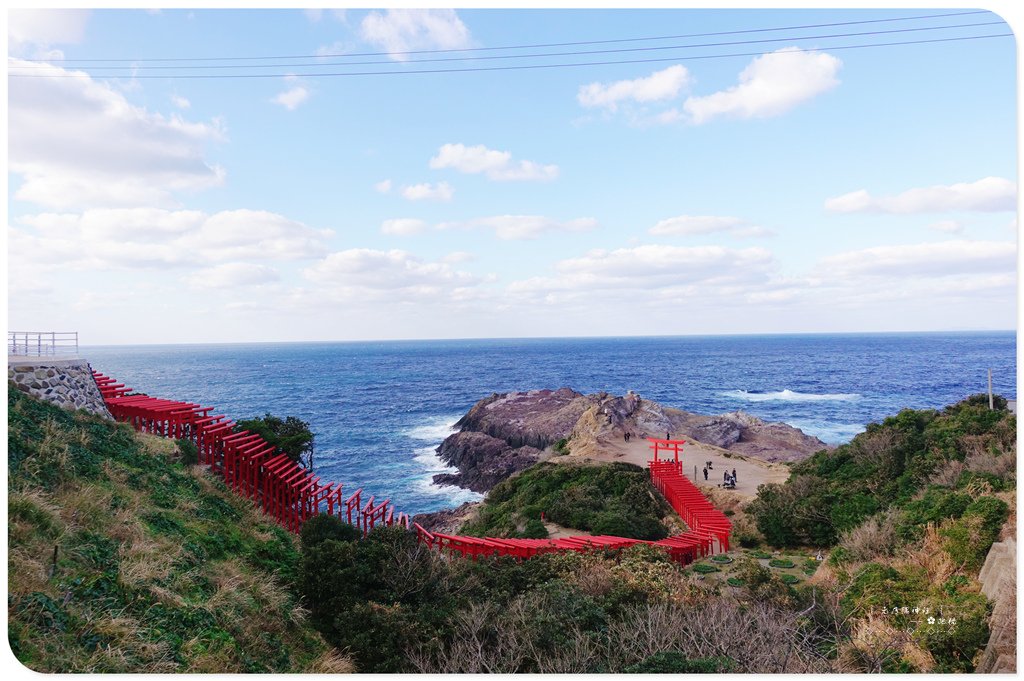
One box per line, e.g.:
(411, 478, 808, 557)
(8, 9, 90, 53)
(442, 251, 476, 263)
(401, 181, 454, 201)
(438, 215, 597, 240)
(816, 240, 1016, 278)
(649, 215, 773, 238)
(303, 9, 323, 22)
(303, 249, 479, 300)
(825, 177, 1016, 214)
(11, 207, 332, 270)
(929, 220, 964, 234)
(9, 59, 225, 210)
(381, 218, 428, 236)
(508, 245, 776, 302)
(171, 94, 191, 109)
(316, 41, 349, 57)
(272, 84, 310, 111)
(185, 262, 281, 289)
(683, 47, 841, 125)
(429, 143, 559, 182)
(578, 65, 692, 111)
(360, 9, 471, 61)
(374, 179, 393, 194)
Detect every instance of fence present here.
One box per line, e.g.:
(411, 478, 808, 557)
(8, 331, 79, 358)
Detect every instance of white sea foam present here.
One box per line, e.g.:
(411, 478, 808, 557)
(786, 420, 866, 445)
(413, 477, 484, 504)
(413, 445, 457, 473)
(721, 389, 861, 403)
(405, 415, 460, 441)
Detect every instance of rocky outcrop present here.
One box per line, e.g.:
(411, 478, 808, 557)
(434, 431, 544, 492)
(573, 393, 825, 464)
(8, 359, 111, 419)
(411, 501, 482, 535)
(437, 388, 826, 493)
(453, 388, 593, 450)
(975, 537, 1016, 673)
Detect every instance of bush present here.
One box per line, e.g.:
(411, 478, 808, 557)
(625, 652, 733, 673)
(300, 513, 361, 550)
(691, 563, 719, 574)
(769, 559, 794, 568)
(522, 518, 549, 539)
(175, 438, 199, 466)
(235, 413, 314, 467)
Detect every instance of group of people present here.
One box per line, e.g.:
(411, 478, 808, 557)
(702, 460, 738, 488)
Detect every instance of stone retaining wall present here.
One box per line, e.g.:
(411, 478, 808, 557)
(8, 358, 112, 419)
(975, 537, 1015, 673)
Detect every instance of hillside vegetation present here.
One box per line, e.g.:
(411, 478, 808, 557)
(459, 461, 675, 540)
(7, 385, 347, 673)
(748, 394, 1015, 672)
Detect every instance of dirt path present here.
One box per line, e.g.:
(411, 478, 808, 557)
(575, 436, 790, 500)
(544, 521, 591, 539)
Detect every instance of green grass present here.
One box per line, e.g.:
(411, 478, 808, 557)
(7, 384, 344, 673)
(460, 460, 674, 540)
(769, 559, 795, 568)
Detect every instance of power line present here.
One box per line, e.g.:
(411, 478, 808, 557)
(35, 9, 993, 64)
(10, 19, 1005, 72)
(8, 33, 1012, 80)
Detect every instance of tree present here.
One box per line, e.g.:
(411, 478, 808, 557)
(235, 413, 315, 468)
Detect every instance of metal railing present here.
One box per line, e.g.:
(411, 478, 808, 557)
(7, 331, 79, 358)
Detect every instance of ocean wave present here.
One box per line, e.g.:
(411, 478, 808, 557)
(405, 414, 461, 441)
(785, 419, 866, 445)
(413, 446, 457, 473)
(412, 477, 484, 505)
(721, 389, 861, 403)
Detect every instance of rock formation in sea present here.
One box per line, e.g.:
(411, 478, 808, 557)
(432, 387, 826, 493)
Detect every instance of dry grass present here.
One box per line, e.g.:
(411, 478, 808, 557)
(304, 648, 356, 673)
(893, 523, 956, 584)
(837, 510, 900, 563)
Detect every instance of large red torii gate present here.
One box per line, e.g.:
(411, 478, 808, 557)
(646, 436, 686, 463)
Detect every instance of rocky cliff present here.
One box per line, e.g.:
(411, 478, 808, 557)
(434, 388, 826, 492)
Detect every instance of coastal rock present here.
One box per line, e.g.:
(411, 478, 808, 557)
(434, 431, 543, 492)
(454, 387, 592, 450)
(410, 501, 482, 535)
(441, 388, 827, 494)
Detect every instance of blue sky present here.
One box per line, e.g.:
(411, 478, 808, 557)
(6, 6, 1019, 344)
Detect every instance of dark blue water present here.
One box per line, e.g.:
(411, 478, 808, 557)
(82, 332, 1016, 515)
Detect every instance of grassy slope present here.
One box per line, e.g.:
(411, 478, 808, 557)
(7, 384, 350, 673)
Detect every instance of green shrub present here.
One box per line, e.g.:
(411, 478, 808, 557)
(625, 652, 733, 673)
(913, 590, 990, 672)
(710, 555, 733, 563)
(768, 559, 794, 568)
(780, 574, 800, 584)
(175, 438, 199, 466)
(299, 514, 361, 550)
(691, 563, 719, 574)
(522, 518, 549, 539)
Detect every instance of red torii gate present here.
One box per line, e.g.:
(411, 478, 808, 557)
(92, 370, 411, 538)
(646, 436, 686, 463)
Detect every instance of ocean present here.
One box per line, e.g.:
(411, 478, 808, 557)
(82, 331, 1016, 516)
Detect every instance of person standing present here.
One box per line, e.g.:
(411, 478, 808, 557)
(703, 467, 708, 481)
(732, 468, 737, 483)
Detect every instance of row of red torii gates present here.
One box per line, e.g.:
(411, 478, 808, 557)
(92, 371, 730, 565)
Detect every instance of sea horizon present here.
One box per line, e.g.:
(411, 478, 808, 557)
(80, 327, 1018, 350)
(82, 331, 1016, 516)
